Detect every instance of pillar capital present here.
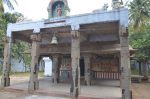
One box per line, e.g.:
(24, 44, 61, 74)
(71, 30, 80, 38)
(30, 34, 41, 42)
(71, 24, 80, 38)
(119, 26, 128, 37)
(71, 24, 80, 31)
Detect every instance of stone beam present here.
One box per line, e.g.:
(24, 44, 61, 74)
(7, 8, 128, 36)
(39, 44, 123, 54)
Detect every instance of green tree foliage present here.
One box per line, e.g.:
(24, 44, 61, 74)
(129, 25, 150, 61)
(0, 12, 23, 56)
(0, 0, 31, 72)
(0, 12, 31, 72)
(128, 0, 150, 30)
(12, 41, 31, 72)
(0, 0, 17, 12)
(128, 0, 150, 62)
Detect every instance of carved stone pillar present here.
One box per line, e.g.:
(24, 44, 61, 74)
(84, 54, 91, 86)
(70, 30, 80, 99)
(28, 34, 41, 91)
(119, 26, 132, 99)
(52, 54, 59, 84)
(1, 37, 11, 87)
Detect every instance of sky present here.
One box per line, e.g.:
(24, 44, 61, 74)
(4, 0, 127, 20)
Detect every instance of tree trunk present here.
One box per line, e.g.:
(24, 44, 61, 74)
(142, 61, 149, 80)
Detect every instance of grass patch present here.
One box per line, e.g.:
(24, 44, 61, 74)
(10, 71, 44, 77)
(131, 69, 139, 75)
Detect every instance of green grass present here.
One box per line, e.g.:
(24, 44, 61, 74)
(131, 69, 150, 76)
(0, 71, 44, 78)
(10, 71, 44, 77)
(131, 69, 139, 75)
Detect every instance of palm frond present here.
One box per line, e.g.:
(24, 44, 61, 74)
(2, 0, 17, 10)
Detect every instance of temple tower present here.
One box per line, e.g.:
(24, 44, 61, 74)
(47, 0, 70, 18)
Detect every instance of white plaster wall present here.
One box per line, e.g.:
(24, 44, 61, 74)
(11, 59, 30, 72)
(43, 57, 52, 76)
(0, 58, 45, 73)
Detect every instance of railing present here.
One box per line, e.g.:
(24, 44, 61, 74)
(91, 70, 120, 80)
(59, 70, 120, 81)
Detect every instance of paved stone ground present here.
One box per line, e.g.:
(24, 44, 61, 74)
(6, 76, 121, 98)
(3, 76, 150, 99)
(0, 90, 68, 99)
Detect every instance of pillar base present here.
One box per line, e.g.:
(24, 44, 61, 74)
(1, 76, 10, 87)
(52, 78, 59, 84)
(70, 87, 79, 99)
(84, 80, 91, 86)
(28, 80, 39, 91)
(122, 89, 132, 99)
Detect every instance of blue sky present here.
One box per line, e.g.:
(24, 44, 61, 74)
(4, 0, 128, 20)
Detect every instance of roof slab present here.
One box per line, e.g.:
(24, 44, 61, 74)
(7, 8, 129, 55)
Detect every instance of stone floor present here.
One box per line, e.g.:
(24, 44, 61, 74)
(0, 91, 68, 99)
(0, 76, 122, 99)
(1, 76, 150, 99)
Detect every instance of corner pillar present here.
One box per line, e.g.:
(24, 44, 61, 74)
(1, 37, 11, 87)
(70, 26, 80, 99)
(28, 34, 41, 91)
(83, 54, 91, 86)
(119, 26, 132, 99)
(52, 54, 59, 84)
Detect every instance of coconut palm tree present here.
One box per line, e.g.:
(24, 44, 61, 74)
(129, 0, 150, 29)
(0, 0, 17, 12)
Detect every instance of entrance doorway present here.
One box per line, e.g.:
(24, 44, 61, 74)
(80, 59, 85, 76)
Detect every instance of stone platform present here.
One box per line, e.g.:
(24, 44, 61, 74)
(1, 76, 121, 99)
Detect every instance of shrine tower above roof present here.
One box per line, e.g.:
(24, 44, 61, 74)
(47, 0, 70, 18)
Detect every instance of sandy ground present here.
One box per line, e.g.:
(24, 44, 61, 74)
(132, 82, 150, 99)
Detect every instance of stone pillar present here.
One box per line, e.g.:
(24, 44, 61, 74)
(1, 37, 11, 87)
(70, 30, 80, 99)
(84, 54, 91, 86)
(119, 26, 132, 99)
(52, 54, 59, 84)
(28, 34, 41, 91)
